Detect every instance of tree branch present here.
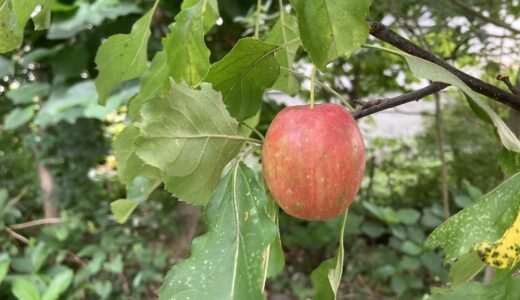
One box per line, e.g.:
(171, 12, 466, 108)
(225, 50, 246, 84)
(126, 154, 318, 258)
(497, 75, 520, 96)
(368, 22, 520, 111)
(353, 82, 449, 119)
(449, 0, 520, 35)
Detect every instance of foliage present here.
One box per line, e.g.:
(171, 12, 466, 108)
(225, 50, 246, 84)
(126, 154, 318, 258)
(0, 0, 519, 299)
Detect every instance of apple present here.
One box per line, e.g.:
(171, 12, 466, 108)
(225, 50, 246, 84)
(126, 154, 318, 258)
(262, 103, 366, 221)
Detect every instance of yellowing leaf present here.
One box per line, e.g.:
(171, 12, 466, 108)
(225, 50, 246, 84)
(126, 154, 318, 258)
(475, 210, 520, 269)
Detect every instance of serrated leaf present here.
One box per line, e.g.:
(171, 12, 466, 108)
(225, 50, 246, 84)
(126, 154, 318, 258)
(0, 1, 23, 53)
(12, 278, 40, 300)
(291, 0, 371, 71)
(95, 0, 158, 105)
(41, 268, 73, 300)
(431, 269, 520, 300)
(48, 0, 140, 39)
(163, 0, 216, 85)
(135, 82, 249, 205)
(6, 82, 51, 104)
(371, 45, 520, 154)
(203, 38, 280, 121)
(4, 105, 36, 129)
(449, 251, 485, 288)
(158, 163, 277, 300)
(265, 13, 300, 95)
(0, 254, 10, 285)
(114, 125, 161, 186)
(427, 173, 520, 261)
(128, 51, 169, 121)
(311, 212, 348, 300)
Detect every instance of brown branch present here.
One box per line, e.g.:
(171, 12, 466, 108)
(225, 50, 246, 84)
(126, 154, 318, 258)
(5, 227, 29, 244)
(353, 82, 449, 119)
(449, 0, 520, 35)
(9, 218, 63, 230)
(497, 75, 520, 96)
(368, 22, 520, 111)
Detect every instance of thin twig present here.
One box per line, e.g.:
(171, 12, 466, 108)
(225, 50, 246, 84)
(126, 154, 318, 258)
(497, 75, 520, 95)
(5, 227, 29, 244)
(449, 0, 520, 35)
(353, 82, 449, 119)
(368, 22, 520, 111)
(9, 218, 63, 230)
(280, 67, 353, 110)
(434, 93, 450, 219)
(1, 187, 27, 218)
(241, 122, 265, 141)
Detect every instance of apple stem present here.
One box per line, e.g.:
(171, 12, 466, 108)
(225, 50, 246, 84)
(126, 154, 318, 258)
(310, 65, 317, 109)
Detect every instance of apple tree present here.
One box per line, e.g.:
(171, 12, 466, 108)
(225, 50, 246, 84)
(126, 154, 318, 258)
(1, 0, 520, 299)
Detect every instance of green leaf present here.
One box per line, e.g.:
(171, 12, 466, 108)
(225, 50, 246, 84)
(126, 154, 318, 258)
(291, 0, 371, 70)
(0, 254, 10, 285)
(12, 278, 41, 300)
(4, 105, 36, 129)
(0, 55, 14, 77)
(0, 188, 7, 212)
(203, 38, 280, 121)
(181, 0, 218, 31)
(311, 212, 348, 300)
(400, 241, 422, 256)
(370, 45, 520, 154)
(135, 81, 247, 205)
(431, 269, 520, 300)
(264, 196, 285, 278)
(265, 13, 300, 95)
(499, 148, 520, 177)
(396, 208, 421, 224)
(110, 176, 157, 224)
(32, 0, 51, 30)
(158, 163, 277, 300)
(163, 0, 216, 86)
(427, 173, 520, 261)
(449, 251, 485, 288)
(95, 0, 158, 105)
(47, 0, 140, 39)
(12, 0, 40, 27)
(128, 51, 169, 121)
(35, 81, 138, 127)
(114, 125, 161, 186)
(360, 221, 387, 238)
(50, 44, 89, 82)
(390, 275, 407, 295)
(6, 83, 51, 104)
(41, 268, 73, 300)
(0, 1, 23, 53)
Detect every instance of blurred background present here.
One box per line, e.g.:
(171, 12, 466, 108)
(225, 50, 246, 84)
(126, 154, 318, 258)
(0, 0, 519, 299)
